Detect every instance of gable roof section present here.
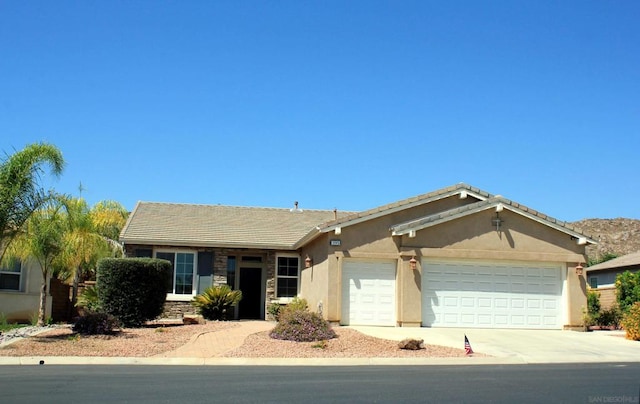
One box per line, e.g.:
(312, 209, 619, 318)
(586, 251, 640, 272)
(120, 202, 353, 250)
(316, 183, 490, 233)
(389, 196, 597, 244)
(292, 183, 491, 248)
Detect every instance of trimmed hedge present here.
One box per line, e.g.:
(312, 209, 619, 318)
(97, 258, 171, 327)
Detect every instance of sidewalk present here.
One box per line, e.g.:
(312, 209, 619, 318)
(0, 321, 638, 366)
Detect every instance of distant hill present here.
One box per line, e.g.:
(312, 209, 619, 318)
(570, 218, 640, 262)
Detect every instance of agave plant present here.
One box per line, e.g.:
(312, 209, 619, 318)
(191, 285, 242, 320)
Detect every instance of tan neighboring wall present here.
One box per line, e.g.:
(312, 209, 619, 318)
(0, 259, 52, 323)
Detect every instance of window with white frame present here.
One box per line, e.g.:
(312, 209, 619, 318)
(276, 256, 299, 298)
(0, 260, 22, 291)
(155, 251, 196, 295)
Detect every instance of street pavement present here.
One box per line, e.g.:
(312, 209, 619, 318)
(0, 321, 638, 366)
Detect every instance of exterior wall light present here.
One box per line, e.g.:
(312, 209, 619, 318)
(575, 263, 584, 276)
(409, 256, 417, 270)
(305, 255, 313, 268)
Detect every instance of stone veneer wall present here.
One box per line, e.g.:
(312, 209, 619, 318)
(161, 301, 197, 318)
(124, 244, 281, 319)
(266, 251, 276, 303)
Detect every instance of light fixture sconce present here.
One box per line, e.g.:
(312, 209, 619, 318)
(409, 256, 417, 270)
(305, 255, 313, 268)
(492, 212, 503, 231)
(575, 263, 584, 276)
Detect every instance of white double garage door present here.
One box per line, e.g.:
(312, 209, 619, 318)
(341, 258, 564, 329)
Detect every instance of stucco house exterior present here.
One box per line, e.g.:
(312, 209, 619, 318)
(119, 183, 595, 329)
(0, 259, 53, 323)
(586, 251, 640, 309)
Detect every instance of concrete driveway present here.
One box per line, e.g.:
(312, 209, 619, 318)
(349, 326, 640, 363)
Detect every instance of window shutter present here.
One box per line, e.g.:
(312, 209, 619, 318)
(197, 252, 214, 294)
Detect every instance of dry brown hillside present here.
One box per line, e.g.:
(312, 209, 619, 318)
(570, 218, 640, 262)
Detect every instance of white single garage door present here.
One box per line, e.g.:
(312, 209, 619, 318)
(422, 259, 564, 329)
(341, 259, 396, 326)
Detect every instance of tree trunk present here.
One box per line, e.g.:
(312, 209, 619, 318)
(38, 276, 47, 326)
(69, 267, 80, 319)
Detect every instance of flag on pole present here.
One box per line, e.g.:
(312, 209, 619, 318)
(464, 335, 474, 355)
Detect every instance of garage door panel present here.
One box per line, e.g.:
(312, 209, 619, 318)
(342, 260, 396, 326)
(423, 260, 563, 329)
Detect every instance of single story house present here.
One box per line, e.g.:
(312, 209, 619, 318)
(119, 183, 595, 329)
(586, 251, 640, 309)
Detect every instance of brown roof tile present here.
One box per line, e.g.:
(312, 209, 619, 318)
(120, 202, 353, 249)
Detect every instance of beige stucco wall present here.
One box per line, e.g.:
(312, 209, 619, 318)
(0, 259, 52, 323)
(314, 197, 588, 329)
(299, 234, 331, 319)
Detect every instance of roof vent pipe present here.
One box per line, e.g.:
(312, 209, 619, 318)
(290, 201, 303, 213)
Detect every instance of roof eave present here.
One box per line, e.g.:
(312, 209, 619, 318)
(120, 238, 298, 251)
(391, 199, 598, 245)
(320, 184, 490, 233)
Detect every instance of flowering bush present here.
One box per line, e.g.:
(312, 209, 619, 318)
(621, 302, 640, 341)
(270, 309, 336, 342)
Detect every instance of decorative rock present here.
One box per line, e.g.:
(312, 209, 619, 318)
(398, 338, 425, 350)
(182, 314, 205, 325)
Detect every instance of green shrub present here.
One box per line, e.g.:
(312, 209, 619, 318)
(270, 309, 336, 342)
(73, 312, 121, 335)
(97, 258, 171, 327)
(587, 289, 601, 316)
(597, 306, 621, 328)
(267, 302, 283, 321)
(621, 302, 640, 341)
(287, 297, 308, 312)
(615, 271, 640, 313)
(77, 284, 101, 312)
(191, 285, 242, 320)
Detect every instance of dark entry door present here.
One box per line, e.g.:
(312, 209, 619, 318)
(239, 267, 262, 319)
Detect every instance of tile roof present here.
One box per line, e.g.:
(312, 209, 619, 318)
(120, 183, 596, 250)
(586, 251, 640, 272)
(120, 202, 353, 250)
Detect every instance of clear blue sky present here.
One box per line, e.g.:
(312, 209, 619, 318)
(1, 1, 638, 221)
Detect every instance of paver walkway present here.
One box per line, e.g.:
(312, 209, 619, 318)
(154, 321, 274, 358)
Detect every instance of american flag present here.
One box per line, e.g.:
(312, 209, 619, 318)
(464, 335, 474, 355)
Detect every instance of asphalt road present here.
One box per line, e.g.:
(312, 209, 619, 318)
(1, 363, 639, 403)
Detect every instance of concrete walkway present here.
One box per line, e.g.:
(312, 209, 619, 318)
(0, 321, 638, 366)
(154, 321, 273, 358)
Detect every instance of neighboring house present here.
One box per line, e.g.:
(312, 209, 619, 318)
(119, 183, 595, 330)
(586, 251, 640, 309)
(0, 259, 52, 323)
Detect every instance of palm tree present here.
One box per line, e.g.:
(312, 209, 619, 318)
(57, 197, 128, 314)
(6, 199, 66, 326)
(0, 143, 64, 261)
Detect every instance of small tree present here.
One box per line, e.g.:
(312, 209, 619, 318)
(0, 143, 64, 261)
(5, 200, 66, 326)
(97, 258, 171, 327)
(615, 270, 640, 314)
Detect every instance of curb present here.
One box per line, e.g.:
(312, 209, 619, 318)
(0, 356, 527, 366)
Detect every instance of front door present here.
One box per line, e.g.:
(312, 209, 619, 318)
(239, 267, 263, 319)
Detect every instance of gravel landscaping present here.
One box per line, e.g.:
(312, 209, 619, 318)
(0, 321, 474, 358)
